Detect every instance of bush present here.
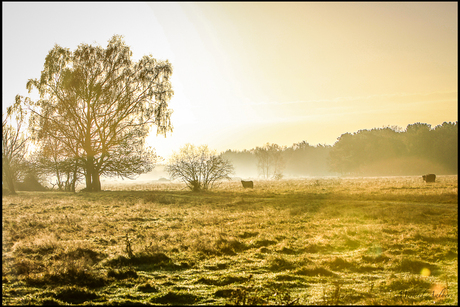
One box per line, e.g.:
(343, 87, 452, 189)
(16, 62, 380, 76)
(15, 173, 47, 191)
(166, 144, 234, 192)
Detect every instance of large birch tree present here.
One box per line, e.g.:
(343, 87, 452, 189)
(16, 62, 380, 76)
(25, 35, 173, 191)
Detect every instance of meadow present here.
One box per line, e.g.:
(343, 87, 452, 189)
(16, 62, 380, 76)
(2, 176, 458, 305)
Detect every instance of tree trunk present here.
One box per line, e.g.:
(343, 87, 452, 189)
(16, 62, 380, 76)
(5, 169, 16, 194)
(64, 170, 71, 191)
(92, 170, 101, 192)
(85, 156, 94, 192)
(71, 161, 77, 193)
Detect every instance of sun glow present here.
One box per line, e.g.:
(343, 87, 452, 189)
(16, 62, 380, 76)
(3, 2, 457, 161)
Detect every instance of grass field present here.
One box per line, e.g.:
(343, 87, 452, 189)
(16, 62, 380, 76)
(2, 176, 458, 305)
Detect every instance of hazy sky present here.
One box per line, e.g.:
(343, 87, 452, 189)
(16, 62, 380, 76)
(3, 2, 458, 159)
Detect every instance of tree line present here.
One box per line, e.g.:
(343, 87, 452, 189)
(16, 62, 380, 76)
(222, 122, 457, 178)
(329, 123, 458, 176)
(222, 142, 333, 179)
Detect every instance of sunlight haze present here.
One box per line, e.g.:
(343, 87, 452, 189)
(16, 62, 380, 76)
(3, 2, 457, 159)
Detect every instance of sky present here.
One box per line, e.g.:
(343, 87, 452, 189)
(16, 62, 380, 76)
(2, 2, 458, 160)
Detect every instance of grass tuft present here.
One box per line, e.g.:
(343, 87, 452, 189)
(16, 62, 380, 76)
(267, 255, 296, 271)
(323, 257, 356, 272)
(295, 265, 337, 277)
(107, 268, 138, 280)
(105, 252, 172, 267)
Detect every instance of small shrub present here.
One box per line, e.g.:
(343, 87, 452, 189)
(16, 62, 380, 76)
(15, 173, 47, 191)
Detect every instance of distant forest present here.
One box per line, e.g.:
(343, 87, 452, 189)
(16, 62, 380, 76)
(222, 122, 458, 178)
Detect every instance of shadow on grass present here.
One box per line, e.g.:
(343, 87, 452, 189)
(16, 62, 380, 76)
(52, 285, 100, 304)
(26, 268, 107, 288)
(105, 252, 177, 269)
(392, 257, 439, 275)
(322, 257, 382, 273)
(195, 275, 248, 286)
(150, 290, 201, 305)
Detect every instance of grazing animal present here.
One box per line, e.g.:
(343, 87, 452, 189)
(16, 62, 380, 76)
(241, 180, 254, 188)
(422, 174, 436, 183)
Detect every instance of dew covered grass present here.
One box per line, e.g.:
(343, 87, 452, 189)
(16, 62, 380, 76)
(2, 175, 457, 305)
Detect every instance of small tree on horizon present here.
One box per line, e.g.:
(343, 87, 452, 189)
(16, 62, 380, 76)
(166, 144, 234, 192)
(254, 143, 285, 180)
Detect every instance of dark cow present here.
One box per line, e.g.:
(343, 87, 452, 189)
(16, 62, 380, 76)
(241, 180, 254, 188)
(422, 174, 436, 183)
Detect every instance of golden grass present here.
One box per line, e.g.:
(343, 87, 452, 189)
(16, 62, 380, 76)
(2, 175, 457, 305)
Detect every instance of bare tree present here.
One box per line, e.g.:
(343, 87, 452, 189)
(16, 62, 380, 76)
(31, 138, 82, 192)
(2, 97, 29, 193)
(166, 144, 234, 192)
(25, 35, 173, 192)
(254, 143, 285, 180)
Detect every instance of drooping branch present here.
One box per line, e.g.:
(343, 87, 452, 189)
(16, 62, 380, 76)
(23, 35, 174, 191)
